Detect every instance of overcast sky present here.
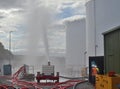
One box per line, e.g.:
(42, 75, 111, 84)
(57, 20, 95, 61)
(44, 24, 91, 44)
(0, 0, 86, 55)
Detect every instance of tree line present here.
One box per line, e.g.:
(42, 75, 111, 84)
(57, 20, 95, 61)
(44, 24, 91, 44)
(0, 42, 13, 60)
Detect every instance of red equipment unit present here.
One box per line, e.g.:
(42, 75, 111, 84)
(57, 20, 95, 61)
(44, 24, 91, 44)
(36, 62, 59, 83)
(36, 72, 59, 83)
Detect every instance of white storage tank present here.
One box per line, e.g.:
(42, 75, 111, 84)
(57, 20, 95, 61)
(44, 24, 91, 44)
(64, 16, 86, 70)
(86, 0, 120, 65)
(86, 0, 96, 61)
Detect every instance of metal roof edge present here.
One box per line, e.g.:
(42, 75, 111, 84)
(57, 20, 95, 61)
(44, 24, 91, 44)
(102, 25, 120, 35)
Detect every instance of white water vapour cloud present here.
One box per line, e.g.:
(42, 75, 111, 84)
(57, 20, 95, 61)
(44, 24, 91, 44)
(0, 0, 27, 9)
(23, 0, 53, 66)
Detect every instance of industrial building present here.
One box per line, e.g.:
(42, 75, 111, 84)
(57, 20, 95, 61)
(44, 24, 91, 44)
(86, 0, 120, 65)
(103, 26, 120, 74)
(85, 0, 120, 89)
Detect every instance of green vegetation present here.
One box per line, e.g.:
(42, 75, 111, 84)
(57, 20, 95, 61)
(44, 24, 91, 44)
(0, 42, 13, 60)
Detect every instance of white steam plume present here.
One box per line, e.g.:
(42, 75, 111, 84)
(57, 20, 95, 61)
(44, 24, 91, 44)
(24, 0, 52, 66)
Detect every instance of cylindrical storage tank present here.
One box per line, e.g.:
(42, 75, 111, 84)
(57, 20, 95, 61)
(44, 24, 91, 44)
(86, 0, 120, 65)
(86, 0, 96, 66)
(103, 26, 120, 74)
(64, 16, 86, 76)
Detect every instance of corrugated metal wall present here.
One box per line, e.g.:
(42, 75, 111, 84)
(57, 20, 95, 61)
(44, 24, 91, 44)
(3, 64, 12, 75)
(104, 27, 120, 73)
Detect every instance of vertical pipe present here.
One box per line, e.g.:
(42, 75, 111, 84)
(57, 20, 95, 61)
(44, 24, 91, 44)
(9, 31, 13, 64)
(9, 31, 11, 64)
(84, 51, 87, 66)
(93, 0, 97, 56)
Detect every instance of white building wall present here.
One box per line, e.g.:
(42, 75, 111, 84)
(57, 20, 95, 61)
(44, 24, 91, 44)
(95, 0, 120, 56)
(86, 0, 120, 65)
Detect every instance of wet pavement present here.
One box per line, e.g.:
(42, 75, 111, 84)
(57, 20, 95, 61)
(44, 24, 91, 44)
(73, 81, 95, 89)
